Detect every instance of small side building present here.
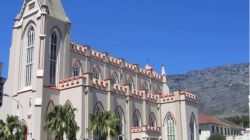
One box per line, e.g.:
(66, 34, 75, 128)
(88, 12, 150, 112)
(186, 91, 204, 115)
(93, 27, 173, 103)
(199, 114, 242, 140)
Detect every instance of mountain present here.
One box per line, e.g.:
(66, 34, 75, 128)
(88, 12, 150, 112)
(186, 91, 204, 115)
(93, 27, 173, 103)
(167, 63, 249, 118)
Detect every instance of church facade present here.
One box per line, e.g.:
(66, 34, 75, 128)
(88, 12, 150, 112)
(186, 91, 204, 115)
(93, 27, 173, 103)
(0, 0, 199, 140)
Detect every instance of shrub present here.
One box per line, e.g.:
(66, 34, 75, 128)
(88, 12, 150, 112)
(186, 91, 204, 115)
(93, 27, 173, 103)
(208, 134, 226, 140)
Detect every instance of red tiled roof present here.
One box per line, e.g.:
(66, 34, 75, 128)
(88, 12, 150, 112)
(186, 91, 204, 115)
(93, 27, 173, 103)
(198, 114, 229, 126)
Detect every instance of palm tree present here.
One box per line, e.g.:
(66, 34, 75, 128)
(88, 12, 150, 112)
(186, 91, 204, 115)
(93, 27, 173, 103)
(87, 111, 121, 140)
(0, 115, 26, 140)
(44, 104, 79, 140)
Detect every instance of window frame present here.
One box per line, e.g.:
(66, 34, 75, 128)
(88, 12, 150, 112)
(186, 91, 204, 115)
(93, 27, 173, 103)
(25, 26, 35, 87)
(166, 116, 175, 140)
(72, 61, 81, 77)
(49, 31, 57, 85)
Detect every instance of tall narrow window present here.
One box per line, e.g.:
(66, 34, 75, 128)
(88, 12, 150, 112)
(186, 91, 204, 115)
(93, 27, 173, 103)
(127, 77, 134, 93)
(50, 32, 57, 85)
(190, 114, 197, 140)
(25, 27, 35, 86)
(166, 116, 175, 140)
(115, 107, 125, 135)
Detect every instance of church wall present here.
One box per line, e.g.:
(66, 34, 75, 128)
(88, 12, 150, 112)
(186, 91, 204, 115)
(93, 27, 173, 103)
(7, 10, 41, 93)
(60, 86, 84, 139)
(39, 88, 60, 140)
(147, 102, 158, 125)
(43, 16, 70, 86)
(184, 102, 199, 140)
(161, 101, 182, 140)
(112, 94, 127, 112)
(1, 90, 37, 140)
(130, 98, 144, 125)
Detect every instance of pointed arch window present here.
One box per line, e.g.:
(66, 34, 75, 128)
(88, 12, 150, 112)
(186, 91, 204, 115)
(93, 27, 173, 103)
(165, 115, 175, 140)
(93, 67, 102, 80)
(94, 102, 104, 113)
(142, 82, 148, 90)
(133, 110, 141, 127)
(190, 114, 197, 140)
(72, 61, 81, 77)
(25, 27, 35, 86)
(142, 82, 149, 94)
(127, 77, 135, 93)
(111, 72, 119, 84)
(115, 107, 125, 135)
(149, 113, 156, 127)
(50, 32, 57, 85)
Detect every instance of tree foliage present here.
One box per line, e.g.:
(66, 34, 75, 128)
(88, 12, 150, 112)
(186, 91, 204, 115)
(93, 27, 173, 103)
(87, 111, 121, 140)
(226, 115, 249, 128)
(208, 134, 226, 140)
(0, 115, 27, 140)
(44, 104, 79, 140)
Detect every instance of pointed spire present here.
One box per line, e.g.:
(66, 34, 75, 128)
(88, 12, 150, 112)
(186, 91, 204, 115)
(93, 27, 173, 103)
(161, 65, 166, 76)
(161, 64, 170, 93)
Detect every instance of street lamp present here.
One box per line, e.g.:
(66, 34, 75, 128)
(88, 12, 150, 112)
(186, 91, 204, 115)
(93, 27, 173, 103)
(3, 94, 24, 118)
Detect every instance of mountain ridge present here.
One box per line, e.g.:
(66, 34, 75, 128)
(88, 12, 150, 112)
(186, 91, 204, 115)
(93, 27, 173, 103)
(167, 63, 249, 118)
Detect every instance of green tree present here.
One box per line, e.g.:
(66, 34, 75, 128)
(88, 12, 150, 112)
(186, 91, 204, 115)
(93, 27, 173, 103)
(0, 115, 27, 140)
(44, 104, 79, 140)
(87, 111, 121, 140)
(208, 134, 226, 140)
(226, 115, 249, 128)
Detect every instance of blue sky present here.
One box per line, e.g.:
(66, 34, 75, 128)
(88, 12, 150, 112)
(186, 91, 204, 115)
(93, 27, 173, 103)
(0, 0, 248, 77)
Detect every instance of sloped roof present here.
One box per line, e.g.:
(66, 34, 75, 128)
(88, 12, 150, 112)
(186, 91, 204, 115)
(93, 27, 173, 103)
(43, 0, 70, 22)
(199, 114, 243, 129)
(199, 114, 229, 126)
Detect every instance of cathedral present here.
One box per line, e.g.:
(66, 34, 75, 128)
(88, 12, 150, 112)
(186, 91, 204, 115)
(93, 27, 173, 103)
(0, 0, 199, 140)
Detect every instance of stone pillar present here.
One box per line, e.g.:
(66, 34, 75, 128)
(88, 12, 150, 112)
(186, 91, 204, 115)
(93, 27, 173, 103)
(142, 90, 147, 126)
(85, 46, 92, 73)
(126, 88, 132, 140)
(85, 73, 93, 139)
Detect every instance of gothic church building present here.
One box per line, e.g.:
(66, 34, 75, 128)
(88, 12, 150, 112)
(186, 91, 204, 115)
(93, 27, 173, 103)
(0, 0, 199, 140)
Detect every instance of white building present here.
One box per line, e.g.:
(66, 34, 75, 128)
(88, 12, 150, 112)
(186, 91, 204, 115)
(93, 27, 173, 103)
(198, 114, 243, 140)
(0, 0, 199, 140)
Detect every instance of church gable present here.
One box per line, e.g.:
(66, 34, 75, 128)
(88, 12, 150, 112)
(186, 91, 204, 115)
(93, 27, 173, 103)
(16, 0, 40, 20)
(16, 0, 70, 23)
